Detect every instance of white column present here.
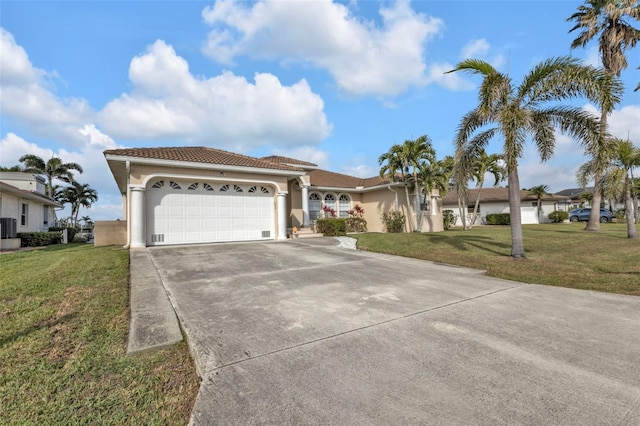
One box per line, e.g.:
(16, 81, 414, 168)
(130, 187, 146, 248)
(277, 192, 287, 240)
(301, 185, 310, 227)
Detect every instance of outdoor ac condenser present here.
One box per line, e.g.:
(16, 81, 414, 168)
(0, 218, 17, 239)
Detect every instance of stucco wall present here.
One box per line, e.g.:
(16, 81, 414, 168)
(129, 164, 289, 193)
(94, 220, 127, 247)
(1, 192, 48, 233)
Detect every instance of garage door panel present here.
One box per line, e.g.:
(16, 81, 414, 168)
(147, 181, 274, 246)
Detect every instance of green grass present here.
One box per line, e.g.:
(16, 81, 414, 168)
(0, 244, 200, 425)
(354, 223, 640, 296)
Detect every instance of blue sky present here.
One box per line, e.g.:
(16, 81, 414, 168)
(1, 0, 639, 221)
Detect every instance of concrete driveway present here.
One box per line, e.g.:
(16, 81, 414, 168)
(148, 238, 640, 425)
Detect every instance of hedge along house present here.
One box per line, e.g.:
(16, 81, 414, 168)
(103, 147, 443, 248)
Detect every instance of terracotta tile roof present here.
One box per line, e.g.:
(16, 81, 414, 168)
(442, 187, 571, 204)
(309, 169, 390, 189)
(104, 146, 303, 172)
(260, 155, 318, 167)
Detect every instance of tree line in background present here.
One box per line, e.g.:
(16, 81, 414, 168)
(379, 0, 639, 257)
(0, 155, 98, 229)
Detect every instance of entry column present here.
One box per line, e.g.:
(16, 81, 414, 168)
(130, 186, 146, 248)
(277, 192, 287, 240)
(301, 185, 310, 227)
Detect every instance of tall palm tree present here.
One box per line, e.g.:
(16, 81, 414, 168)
(469, 151, 505, 227)
(449, 56, 620, 258)
(19, 154, 83, 198)
(568, 0, 640, 230)
(527, 185, 551, 222)
(62, 182, 98, 227)
(600, 138, 639, 238)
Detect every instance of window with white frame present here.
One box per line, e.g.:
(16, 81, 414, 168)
(20, 203, 28, 226)
(309, 193, 322, 220)
(324, 194, 336, 215)
(338, 194, 350, 218)
(43, 205, 49, 225)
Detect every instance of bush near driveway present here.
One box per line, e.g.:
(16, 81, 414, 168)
(353, 224, 640, 296)
(0, 244, 200, 425)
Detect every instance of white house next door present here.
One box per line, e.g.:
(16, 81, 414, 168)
(146, 180, 274, 246)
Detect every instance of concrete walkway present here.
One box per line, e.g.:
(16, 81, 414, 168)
(127, 248, 182, 354)
(140, 239, 639, 425)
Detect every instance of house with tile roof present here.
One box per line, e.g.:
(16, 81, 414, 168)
(442, 187, 571, 226)
(103, 146, 443, 247)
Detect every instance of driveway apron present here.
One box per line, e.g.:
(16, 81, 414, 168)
(148, 238, 640, 425)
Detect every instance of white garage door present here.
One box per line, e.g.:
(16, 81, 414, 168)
(147, 180, 274, 246)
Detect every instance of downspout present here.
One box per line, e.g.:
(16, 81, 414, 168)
(123, 160, 131, 249)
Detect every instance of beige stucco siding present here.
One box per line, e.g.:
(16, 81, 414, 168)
(94, 220, 127, 247)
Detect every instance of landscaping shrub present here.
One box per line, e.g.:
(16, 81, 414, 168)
(72, 233, 88, 243)
(485, 213, 510, 225)
(548, 211, 568, 223)
(443, 209, 457, 230)
(315, 218, 347, 236)
(381, 211, 406, 233)
(346, 218, 367, 233)
(48, 226, 78, 242)
(18, 232, 63, 247)
(615, 208, 626, 221)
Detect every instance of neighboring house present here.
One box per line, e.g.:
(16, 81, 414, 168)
(103, 146, 444, 248)
(442, 187, 571, 226)
(0, 172, 61, 250)
(555, 187, 622, 211)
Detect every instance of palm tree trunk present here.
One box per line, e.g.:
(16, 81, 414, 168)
(508, 167, 525, 258)
(586, 110, 608, 231)
(625, 174, 638, 239)
(403, 184, 415, 232)
(471, 180, 484, 228)
(413, 170, 423, 232)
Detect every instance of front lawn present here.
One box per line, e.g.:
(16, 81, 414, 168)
(354, 223, 639, 295)
(0, 244, 200, 424)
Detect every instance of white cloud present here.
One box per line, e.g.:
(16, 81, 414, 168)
(0, 28, 42, 85)
(0, 28, 96, 146)
(99, 40, 331, 150)
(271, 146, 330, 169)
(341, 164, 378, 178)
(461, 38, 489, 59)
(201, 0, 444, 97)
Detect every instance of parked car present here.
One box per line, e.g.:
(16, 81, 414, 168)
(568, 208, 614, 223)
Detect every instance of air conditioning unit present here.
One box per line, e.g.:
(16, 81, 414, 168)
(1, 218, 17, 239)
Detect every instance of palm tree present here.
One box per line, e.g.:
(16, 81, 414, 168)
(469, 151, 505, 227)
(601, 138, 639, 238)
(448, 56, 620, 258)
(379, 136, 435, 232)
(19, 154, 84, 198)
(527, 185, 551, 222)
(567, 0, 640, 231)
(62, 182, 98, 227)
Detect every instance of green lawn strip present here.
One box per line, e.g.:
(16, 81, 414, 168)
(0, 244, 199, 425)
(353, 223, 640, 296)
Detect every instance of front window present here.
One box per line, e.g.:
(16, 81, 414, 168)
(338, 194, 350, 218)
(20, 203, 28, 226)
(309, 193, 322, 220)
(43, 205, 49, 225)
(324, 194, 336, 214)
